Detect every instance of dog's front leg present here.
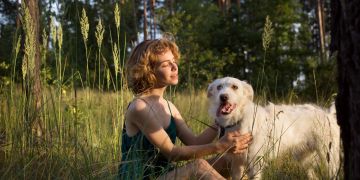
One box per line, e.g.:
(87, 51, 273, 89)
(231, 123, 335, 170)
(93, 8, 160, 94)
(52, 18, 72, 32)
(230, 154, 246, 180)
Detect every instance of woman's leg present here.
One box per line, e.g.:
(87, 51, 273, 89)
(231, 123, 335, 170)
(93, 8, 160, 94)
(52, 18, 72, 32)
(158, 159, 225, 180)
(207, 156, 232, 179)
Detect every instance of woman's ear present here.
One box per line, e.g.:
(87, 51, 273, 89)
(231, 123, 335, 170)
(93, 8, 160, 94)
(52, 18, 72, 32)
(242, 81, 254, 101)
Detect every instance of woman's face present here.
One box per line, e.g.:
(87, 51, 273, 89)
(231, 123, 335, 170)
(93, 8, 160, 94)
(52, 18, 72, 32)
(154, 49, 179, 87)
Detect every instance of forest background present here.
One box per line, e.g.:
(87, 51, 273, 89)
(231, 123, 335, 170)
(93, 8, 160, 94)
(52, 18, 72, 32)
(0, 0, 338, 179)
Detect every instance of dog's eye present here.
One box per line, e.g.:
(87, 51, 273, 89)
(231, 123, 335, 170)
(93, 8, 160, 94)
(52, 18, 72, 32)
(232, 85, 238, 90)
(217, 85, 223, 90)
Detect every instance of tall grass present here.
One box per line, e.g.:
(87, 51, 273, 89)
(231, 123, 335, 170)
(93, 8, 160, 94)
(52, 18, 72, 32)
(0, 85, 212, 179)
(0, 3, 129, 179)
(0, 4, 342, 179)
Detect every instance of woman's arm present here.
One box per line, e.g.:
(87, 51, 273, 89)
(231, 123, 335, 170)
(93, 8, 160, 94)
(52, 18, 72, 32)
(168, 130, 250, 161)
(128, 100, 251, 162)
(168, 101, 219, 145)
(175, 117, 219, 145)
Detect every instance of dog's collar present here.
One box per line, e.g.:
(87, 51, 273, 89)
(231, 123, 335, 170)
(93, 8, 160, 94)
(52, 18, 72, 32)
(217, 121, 241, 138)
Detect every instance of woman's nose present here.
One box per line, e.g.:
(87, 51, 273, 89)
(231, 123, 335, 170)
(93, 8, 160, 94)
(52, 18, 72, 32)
(171, 62, 178, 70)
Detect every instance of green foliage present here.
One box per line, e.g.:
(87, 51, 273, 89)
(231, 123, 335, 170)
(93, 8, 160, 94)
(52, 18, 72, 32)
(157, 0, 334, 101)
(158, 0, 228, 89)
(0, 0, 336, 100)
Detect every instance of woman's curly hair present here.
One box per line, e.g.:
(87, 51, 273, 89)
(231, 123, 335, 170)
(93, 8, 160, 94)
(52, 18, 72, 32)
(126, 38, 180, 95)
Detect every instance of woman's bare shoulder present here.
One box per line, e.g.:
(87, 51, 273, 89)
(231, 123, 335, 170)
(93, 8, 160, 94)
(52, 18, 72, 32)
(126, 98, 152, 122)
(166, 100, 183, 120)
(128, 98, 148, 111)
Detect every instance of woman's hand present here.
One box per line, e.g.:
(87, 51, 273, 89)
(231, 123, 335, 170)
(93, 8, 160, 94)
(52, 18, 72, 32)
(217, 130, 252, 154)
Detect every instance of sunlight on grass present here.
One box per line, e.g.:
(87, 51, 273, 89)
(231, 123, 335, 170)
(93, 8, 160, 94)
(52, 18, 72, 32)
(0, 4, 342, 179)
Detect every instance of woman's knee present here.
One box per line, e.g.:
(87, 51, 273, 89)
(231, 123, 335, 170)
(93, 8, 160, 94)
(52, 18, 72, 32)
(193, 159, 212, 170)
(191, 159, 225, 179)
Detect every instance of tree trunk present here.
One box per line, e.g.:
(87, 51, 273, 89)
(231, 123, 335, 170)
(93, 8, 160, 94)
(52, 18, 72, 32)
(24, 0, 43, 137)
(216, 0, 231, 15)
(330, 0, 360, 179)
(132, 0, 139, 42)
(236, 0, 241, 10)
(218, 0, 224, 14)
(226, 0, 231, 12)
(317, 0, 326, 63)
(150, 0, 155, 39)
(168, 0, 174, 16)
(143, 0, 148, 41)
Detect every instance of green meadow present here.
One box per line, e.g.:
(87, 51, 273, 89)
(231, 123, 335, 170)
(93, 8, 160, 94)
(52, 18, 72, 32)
(0, 1, 342, 179)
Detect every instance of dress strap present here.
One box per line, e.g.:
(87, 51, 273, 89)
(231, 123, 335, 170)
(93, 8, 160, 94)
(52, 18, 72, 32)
(166, 100, 173, 117)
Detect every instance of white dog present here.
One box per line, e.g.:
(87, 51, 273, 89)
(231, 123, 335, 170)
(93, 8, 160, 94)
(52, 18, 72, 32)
(207, 77, 340, 179)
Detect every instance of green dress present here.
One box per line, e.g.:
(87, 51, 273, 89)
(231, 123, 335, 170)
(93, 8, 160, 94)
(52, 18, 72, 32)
(118, 99, 177, 180)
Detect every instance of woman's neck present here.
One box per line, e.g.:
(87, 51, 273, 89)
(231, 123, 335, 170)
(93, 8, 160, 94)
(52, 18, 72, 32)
(140, 86, 167, 100)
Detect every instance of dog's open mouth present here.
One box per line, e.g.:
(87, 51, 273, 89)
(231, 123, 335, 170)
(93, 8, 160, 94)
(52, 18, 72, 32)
(216, 103, 236, 117)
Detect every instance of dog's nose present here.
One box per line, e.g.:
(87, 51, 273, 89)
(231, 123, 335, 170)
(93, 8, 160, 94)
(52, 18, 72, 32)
(220, 94, 229, 102)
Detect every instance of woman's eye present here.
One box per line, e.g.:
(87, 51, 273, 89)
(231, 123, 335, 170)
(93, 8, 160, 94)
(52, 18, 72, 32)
(162, 63, 170, 67)
(232, 85, 238, 90)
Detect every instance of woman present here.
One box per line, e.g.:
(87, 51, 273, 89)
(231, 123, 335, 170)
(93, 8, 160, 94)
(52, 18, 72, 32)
(118, 38, 252, 179)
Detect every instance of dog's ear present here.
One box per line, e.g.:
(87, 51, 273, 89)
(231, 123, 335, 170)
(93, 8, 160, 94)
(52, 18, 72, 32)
(242, 81, 254, 101)
(207, 83, 214, 98)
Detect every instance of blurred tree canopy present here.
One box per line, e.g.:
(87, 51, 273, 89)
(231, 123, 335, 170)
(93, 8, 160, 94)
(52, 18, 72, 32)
(0, 0, 336, 102)
(158, 0, 336, 101)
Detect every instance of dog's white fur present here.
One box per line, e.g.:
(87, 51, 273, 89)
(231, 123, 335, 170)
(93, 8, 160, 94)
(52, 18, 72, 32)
(207, 77, 340, 179)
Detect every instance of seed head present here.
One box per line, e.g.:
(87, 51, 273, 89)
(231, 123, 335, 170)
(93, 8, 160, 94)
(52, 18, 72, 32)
(57, 24, 63, 49)
(114, 3, 121, 29)
(262, 16, 273, 51)
(50, 17, 57, 45)
(95, 18, 105, 48)
(80, 8, 89, 43)
(112, 43, 119, 74)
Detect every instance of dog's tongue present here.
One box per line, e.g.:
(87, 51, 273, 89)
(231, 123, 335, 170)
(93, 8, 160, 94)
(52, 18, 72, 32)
(216, 103, 235, 117)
